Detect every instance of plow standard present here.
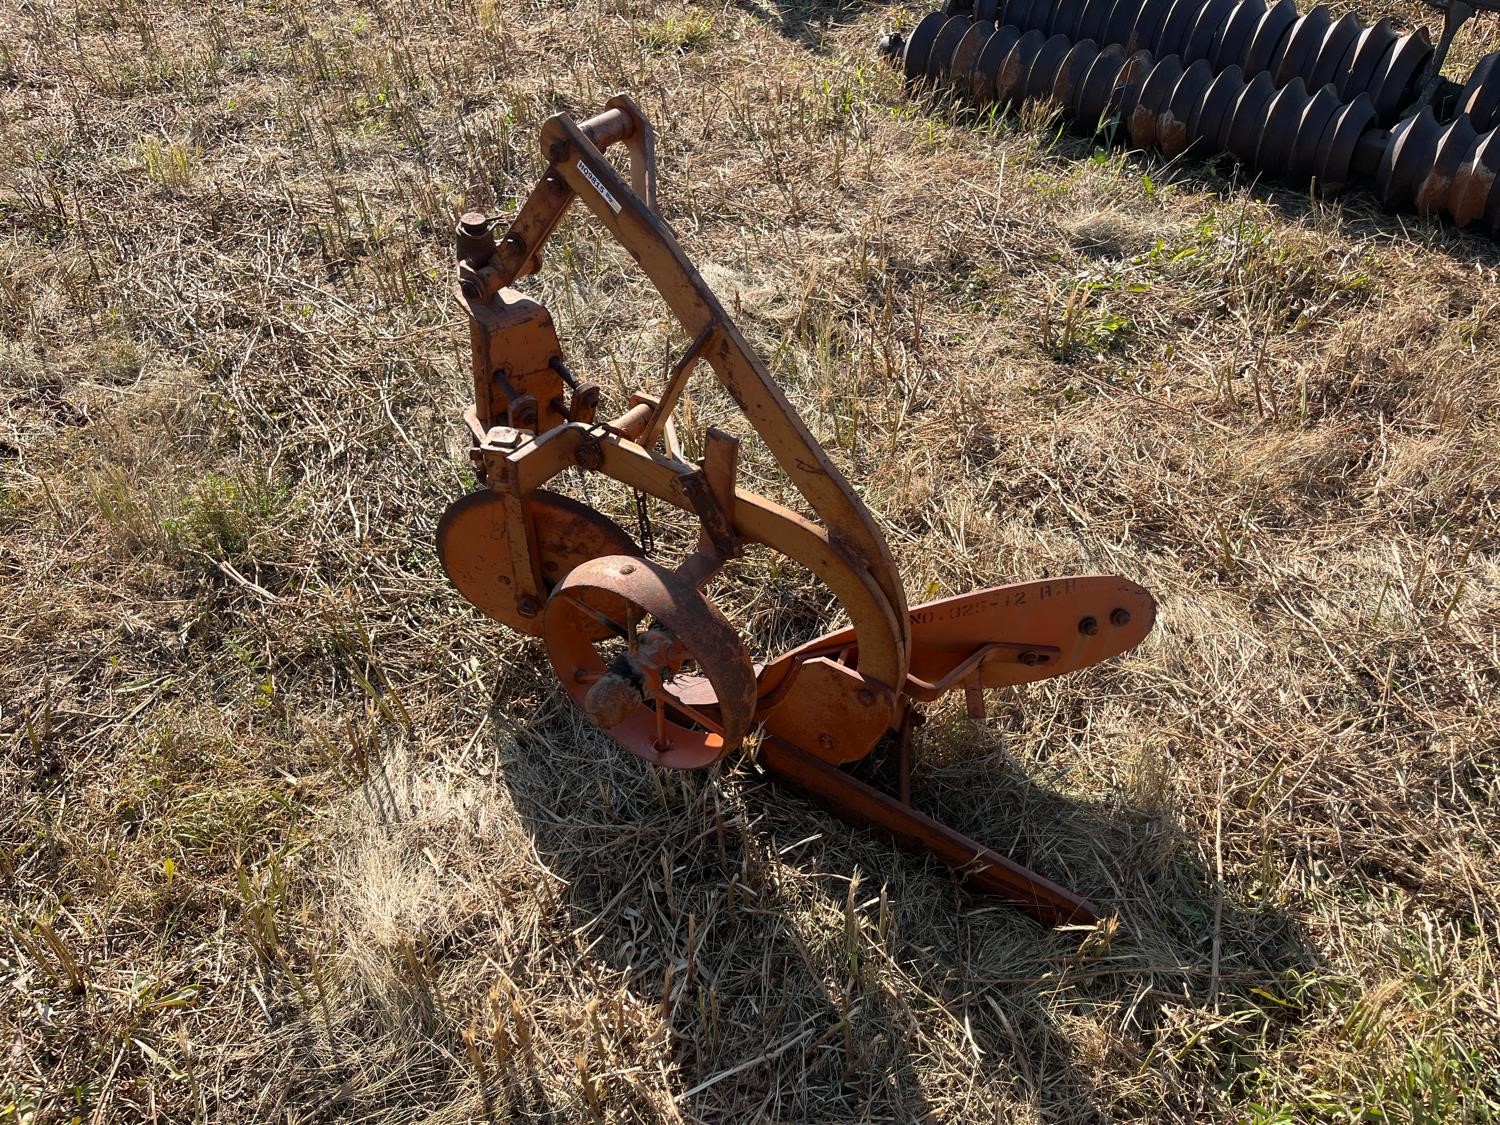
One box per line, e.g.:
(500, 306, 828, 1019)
(436, 97, 1156, 925)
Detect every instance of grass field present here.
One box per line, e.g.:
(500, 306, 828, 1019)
(3, 0, 1499, 1120)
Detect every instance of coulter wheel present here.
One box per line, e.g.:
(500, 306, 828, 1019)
(543, 555, 757, 770)
(435, 488, 640, 639)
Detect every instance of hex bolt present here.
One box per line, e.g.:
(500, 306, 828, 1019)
(516, 595, 541, 618)
(1079, 616, 1099, 635)
(1018, 651, 1040, 666)
(1110, 608, 1132, 626)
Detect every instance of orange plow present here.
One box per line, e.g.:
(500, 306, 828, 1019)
(436, 96, 1157, 925)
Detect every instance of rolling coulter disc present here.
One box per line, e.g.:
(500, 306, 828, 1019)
(436, 488, 640, 638)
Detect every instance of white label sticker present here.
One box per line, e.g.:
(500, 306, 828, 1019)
(577, 159, 622, 214)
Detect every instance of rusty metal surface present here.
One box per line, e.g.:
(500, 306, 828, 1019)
(436, 488, 640, 637)
(1457, 51, 1500, 129)
(759, 576, 1156, 703)
(759, 657, 897, 765)
(757, 738, 1099, 926)
(544, 555, 757, 769)
(439, 97, 1162, 922)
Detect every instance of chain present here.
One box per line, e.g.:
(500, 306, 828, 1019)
(633, 489, 654, 556)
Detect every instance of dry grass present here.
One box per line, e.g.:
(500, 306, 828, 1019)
(3, 0, 1499, 1120)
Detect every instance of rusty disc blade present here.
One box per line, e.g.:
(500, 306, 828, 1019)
(1209, 0, 1265, 72)
(1336, 17, 1395, 101)
(436, 488, 640, 638)
(1449, 126, 1500, 229)
(1306, 11, 1361, 90)
(1242, 0, 1297, 78)
(1457, 52, 1500, 132)
(903, 11, 948, 85)
(1164, 58, 1214, 158)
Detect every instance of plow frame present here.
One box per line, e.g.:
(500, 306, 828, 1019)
(440, 94, 1157, 926)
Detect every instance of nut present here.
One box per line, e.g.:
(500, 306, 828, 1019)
(1078, 616, 1099, 635)
(1110, 608, 1132, 626)
(516, 594, 541, 618)
(1018, 651, 1040, 666)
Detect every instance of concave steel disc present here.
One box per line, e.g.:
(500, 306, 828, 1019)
(1197, 64, 1247, 154)
(950, 20, 997, 92)
(1242, 0, 1298, 77)
(1210, 0, 1266, 72)
(974, 24, 1023, 104)
(1457, 52, 1500, 132)
(1448, 127, 1500, 230)
(931, 14, 975, 81)
(1337, 18, 1395, 101)
(1377, 108, 1443, 207)
(1225, 70, 1277, 163)
(996, 29, 1049, 108)
(1369, 31, 1432, 124)
(1163, 58, 1214, 158)
(1024, 33, 1076, 101)
(1286, 82, 1342, 187)
(1053, 38, 1101, 111)
(1155, 0, 1204, 58)
(1072, 42, 1128, 126)
(436, 488, 642, 639)
(1271, 4, 1332, 87)
(1130, 55, 1185, 150)
(1182, 0, 1237, 66)
(1254, 77, 1310, 177)
(1314, 92, 1376, 195)
(1416, 115, 1480, 217)
(903, 12, 948, 84)
(1306, 11, 1361, 90)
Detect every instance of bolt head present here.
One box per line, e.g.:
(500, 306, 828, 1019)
(1110, 608, 1132, 627)
(618, 563, 636, 575)
(818, 733, 835, 750)
(1018, 651, 1040, 666)
(516, 594, 541, 618)
(1079, 616, 1099, 635)
(857, 688, 876, 706)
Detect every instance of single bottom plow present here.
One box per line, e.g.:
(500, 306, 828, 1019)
(436, 96, 1157, 925)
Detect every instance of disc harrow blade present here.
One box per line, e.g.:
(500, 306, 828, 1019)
(883, 0, 1500, 238)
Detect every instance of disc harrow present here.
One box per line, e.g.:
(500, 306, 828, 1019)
(882, 0, 1500, 237)
(436, 97, 1160, 926)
